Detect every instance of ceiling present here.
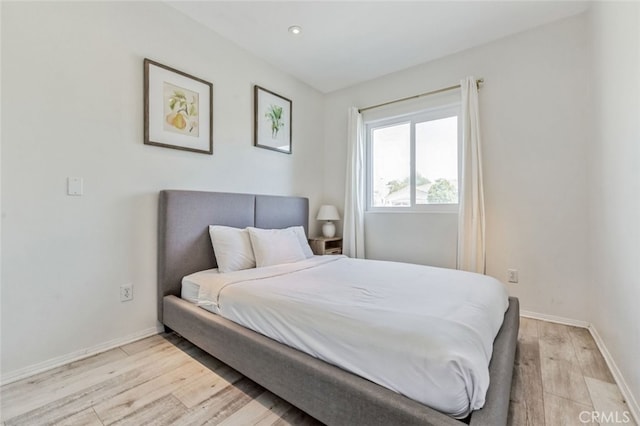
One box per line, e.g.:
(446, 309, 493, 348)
(167, 1, 589, 93)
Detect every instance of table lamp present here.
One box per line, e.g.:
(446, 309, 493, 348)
(316, 205, 340, 238)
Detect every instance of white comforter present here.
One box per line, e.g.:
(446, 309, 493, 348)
(182, 256, 509, 418)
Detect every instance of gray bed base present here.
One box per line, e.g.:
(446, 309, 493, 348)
(158, 190, 520, 426)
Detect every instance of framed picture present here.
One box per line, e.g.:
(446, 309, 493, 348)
(144, 58, 213, 154)
(254, 85, 292, 154)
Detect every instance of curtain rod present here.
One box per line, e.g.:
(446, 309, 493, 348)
(358, 78, 484, 113)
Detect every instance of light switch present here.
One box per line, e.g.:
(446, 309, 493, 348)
(67, 177, 83, 196)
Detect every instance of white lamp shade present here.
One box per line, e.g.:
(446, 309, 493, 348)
(316, 205, 340, 221)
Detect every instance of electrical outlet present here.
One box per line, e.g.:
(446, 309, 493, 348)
(507, 269, 519, 283)
(120, 284, 133, 302)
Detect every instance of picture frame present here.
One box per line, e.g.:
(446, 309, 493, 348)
(144, 58, 213, 155)
(254, 85, 292, 154)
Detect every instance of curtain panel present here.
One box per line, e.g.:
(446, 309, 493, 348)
(457, 76, 486, 274)
(343, 107, 366, 258)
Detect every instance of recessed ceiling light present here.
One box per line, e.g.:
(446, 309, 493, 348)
(288, 25, 302, 36)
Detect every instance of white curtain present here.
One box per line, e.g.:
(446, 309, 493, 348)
(343, 107, 366, 258)
(457, 77, 486, 274)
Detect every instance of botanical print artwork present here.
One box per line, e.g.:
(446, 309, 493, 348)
(265, 104, 285, 138)
(163, 82, 199, 137)
(144, 58, 212, 154)
(254, 85, 291, 154)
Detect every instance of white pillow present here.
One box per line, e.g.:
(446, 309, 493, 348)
(247, 227, 306, 267)
(289, 226, 314, 258)
(208, 225, 256, 273)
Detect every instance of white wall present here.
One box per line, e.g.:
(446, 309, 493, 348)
(0, 2, 325, 378)
(589, 1, 640, 413)
(324, 15, 593, 320)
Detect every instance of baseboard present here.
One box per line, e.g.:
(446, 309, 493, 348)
(520, 309, 591, 328)
(521, 310, 639, 425)
(588, 325, 640, 425)
(0, 325, 162, 386)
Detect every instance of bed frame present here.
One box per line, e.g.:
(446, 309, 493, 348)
(158, 189, 519, 426)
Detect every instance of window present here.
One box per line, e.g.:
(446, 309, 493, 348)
(366, 105, 460, 212)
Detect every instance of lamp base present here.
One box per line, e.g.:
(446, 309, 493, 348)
(322, 221, 336, 238)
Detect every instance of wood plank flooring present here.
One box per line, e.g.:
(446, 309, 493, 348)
(1, 318, 635, 426)
(508, 318, 635, 426)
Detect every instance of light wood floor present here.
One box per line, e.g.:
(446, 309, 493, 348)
(509, 318, 634, 426)
(0, 318, 635, 426)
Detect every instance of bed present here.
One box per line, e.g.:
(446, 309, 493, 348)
(158, 189, 519, 426)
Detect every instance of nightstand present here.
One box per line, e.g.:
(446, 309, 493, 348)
(308, 237, 343, 255)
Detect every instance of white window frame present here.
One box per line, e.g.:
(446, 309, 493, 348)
(366, 103, 462, 213)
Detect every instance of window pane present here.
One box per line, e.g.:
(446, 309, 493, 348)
(371, 123, 410, 207)
(415, 116, 458, 204)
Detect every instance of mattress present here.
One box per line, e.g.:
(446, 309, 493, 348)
(181, 256, 509, 418)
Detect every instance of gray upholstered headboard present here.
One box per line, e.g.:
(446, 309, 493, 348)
(157, 190, 309, 322)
